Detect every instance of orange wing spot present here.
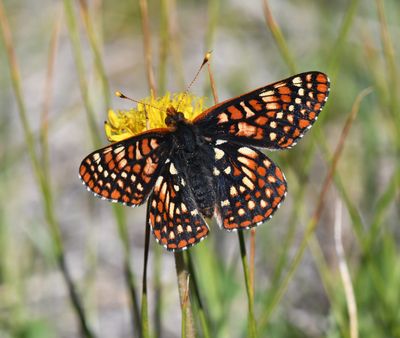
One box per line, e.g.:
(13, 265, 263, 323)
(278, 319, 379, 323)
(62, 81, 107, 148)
(255, 128, 264, 140)
(142, 175, 152, 183)
(102, 190, 109, 198)
(278, 86, 291, 95)
(88, 180, 94, 189)
(255, 116, 268, 125)
(299, 119, 310, 128)
(83, 172, 90, 182)
(317, 93, 326, 102)
(309, 111, 316, 119)
(272, 197, 281, 207)
(104, 152, 112, 163)
(111, 189, 121, 199)
(122, 195, 130, 203)
(281, 95, 291, 103)
(233, 166, 242, 176)
(277, 184, 286, 196)
(267, 111, 276, 118)
(248, 99, 263, 111)
(141, 139, 151, 155)
(228, 106, 243, 120)
(79, 165, 86, 176)
(241, 220, 251, 228)
(314, 103, 321, 111)
(188, 237, 196, 244)
(133, 164, 141, 174)
(224, 220, 237, 230)
(317, 83, 328, 92)
(265, 208, 273, 217)
(257, 166, 267, 176)
(281, 138, 293, 147)
(255, 191, 262, 198)
(108, 160, 116, 170)
(128, 145, 134, 159)
(244, 194, 252, 201)
(154, 230, 161, 238)
(168, 243, 177, 249)
(196, 228, 207, 238)
(283, 126, 291, 133)
(292, 128, 300, 137)
(258, 178, 266, 188)
(178, 240, 188, 249)
(161, 238, 168, 245)
(275, 167, 285, 182)
(253, 215, 264, 223)
(85, 158, 91, 165)
(316, 73, 327, 83)
(157, 201, 163, 212)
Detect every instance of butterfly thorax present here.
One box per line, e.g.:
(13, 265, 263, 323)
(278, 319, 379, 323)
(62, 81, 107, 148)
(170, 118, 217, 218)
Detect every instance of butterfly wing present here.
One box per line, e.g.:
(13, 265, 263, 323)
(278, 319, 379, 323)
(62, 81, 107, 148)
(148, 161, 209, 251)
(194, 72, 329, 149)
(212, 140, 287, 230)
(79, 129, 171, 206)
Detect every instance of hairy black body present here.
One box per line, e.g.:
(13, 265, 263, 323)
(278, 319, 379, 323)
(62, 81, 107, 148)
(167, 111, 216, 218)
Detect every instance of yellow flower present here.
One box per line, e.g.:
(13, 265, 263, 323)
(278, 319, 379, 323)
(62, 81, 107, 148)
(105, 92, 206, 142)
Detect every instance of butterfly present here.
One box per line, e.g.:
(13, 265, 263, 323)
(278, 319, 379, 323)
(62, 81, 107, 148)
(79, 72, 330, 251)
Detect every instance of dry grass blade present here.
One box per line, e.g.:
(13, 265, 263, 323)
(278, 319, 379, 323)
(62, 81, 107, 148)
(138, 0, 157, 97)
(262, 0, 297, 73)
(334, 201, 358, 338)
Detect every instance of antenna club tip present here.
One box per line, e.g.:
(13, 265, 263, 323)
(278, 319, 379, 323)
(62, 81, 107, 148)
(202, 51, 213, 65)
(115, 91, 123, 98)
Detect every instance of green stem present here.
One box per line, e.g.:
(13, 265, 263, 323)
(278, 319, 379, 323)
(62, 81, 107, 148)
(175, 252, 196, 338)
(238, 231, 256, 338)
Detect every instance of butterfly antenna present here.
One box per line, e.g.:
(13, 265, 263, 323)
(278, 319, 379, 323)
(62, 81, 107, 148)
(177, 51, 212, 111)
(116, 91, 165, 130)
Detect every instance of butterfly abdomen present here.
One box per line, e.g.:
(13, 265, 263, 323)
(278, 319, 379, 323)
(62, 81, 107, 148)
(172, 123, 216, 218)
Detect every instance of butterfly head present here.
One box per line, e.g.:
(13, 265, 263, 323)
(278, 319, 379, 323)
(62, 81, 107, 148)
(165, 106, 186, 127)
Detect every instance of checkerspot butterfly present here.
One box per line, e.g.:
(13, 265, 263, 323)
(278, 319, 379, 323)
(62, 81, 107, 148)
(79, 72, 330, 251)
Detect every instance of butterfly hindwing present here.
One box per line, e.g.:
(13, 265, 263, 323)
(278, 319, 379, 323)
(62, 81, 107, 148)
(194, 72, 329, 149)
(79, 130, 171, 206)
(212, 141, 287, 230)
(148, 161, 209, 251)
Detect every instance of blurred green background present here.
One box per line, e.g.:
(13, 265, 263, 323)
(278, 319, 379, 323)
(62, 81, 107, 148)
(0, 0, 399, 337)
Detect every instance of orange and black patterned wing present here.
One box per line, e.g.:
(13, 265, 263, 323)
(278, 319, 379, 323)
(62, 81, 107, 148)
(194, 72, 329, 149)
(148, 161, 209, 251)
(79, 130, 171, 206)
(212, 140, 287, 230)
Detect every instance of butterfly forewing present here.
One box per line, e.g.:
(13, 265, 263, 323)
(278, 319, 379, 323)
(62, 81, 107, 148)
(212, 141, 287, 230)
(79, 130, 171, 206)
(148, 161, 209, 251)
(194, 72, 329, 149)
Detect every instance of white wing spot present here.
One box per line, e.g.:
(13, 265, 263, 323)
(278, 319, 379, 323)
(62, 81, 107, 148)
(216, 139, 227, 145)
(213, 167, 221, 176)
(214, 148, 225, 160)
(169, 162, 178, 175)
(221, 199, 230, 207)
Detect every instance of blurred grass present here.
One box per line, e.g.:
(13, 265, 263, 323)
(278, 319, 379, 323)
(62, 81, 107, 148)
(1, 0, 399, 338)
